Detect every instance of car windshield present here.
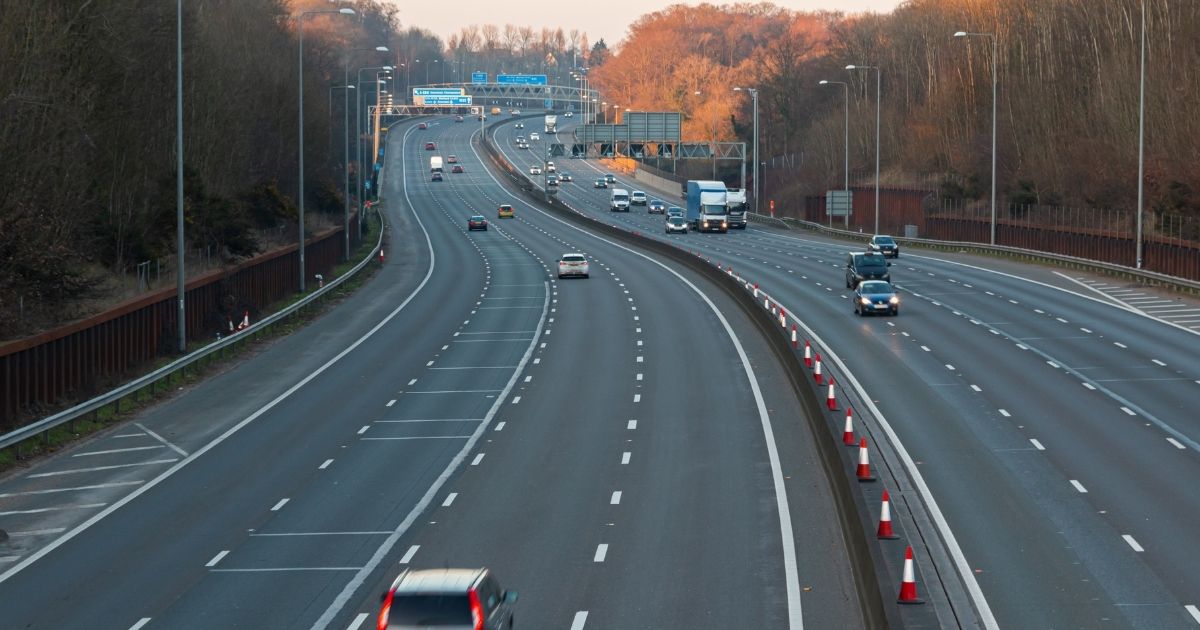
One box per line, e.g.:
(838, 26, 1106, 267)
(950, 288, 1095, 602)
(386, 594, 471, 625)
(614, 195, 629, 202)
(562, 255, 585, 263)
(874, 236, 895, 245)
(857, 256, 887, 269)
(702, 204, 728, 215)
(669, 217, 685, 225)
(860, 281, 892, 294)
(470, 216, 484, 221)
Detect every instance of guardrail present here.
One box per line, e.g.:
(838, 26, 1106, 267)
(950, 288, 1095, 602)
(749, 212, 1200, 295)
(0, 207, 385, 456)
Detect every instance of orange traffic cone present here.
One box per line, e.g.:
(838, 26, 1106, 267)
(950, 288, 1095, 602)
(843, 407, 855, 446)
(856, 437, 875, 482)
(897, 546, 924, 604)
(877, 490, 899, 539)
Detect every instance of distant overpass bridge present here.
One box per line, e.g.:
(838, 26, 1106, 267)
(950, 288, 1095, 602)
(374, 83, 599, 116)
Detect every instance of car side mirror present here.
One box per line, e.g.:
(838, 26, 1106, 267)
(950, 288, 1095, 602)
(504, 590, 519, 604)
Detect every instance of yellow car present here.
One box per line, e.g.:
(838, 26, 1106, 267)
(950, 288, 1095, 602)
(498, 204, 515, 219)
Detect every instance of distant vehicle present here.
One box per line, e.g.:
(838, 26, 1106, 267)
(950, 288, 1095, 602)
(853, 280, 900, 316)
(468, 215, 488, 231)
(648, 199, 666, 214)
(529, 165, 542, 175)
(685, 180, 729, 232)
(498, 204, 514, 218)
(515, 135, 525, 143)
(666, 216, 689, 234)
(515, 123, 524, 129)
(490, 107, 502, 115)
(558, 253, 589, 278)
(666, 206, 684, 218)
(845, 251, 892, 288)
(431, 172, 443, 182)
(630, 190, 647, 206)
(594, 178, 607, 189)
(530, 132, 540, 141)
(546, 173, 559, 186)
(564, 111, 574, 118)
(867, 234, 900, 258)
(517, 141, 529, 149)
(447, 155, 458, 164)
(604, 173, 616, 184)
(511, 109, 521, 115)
(725, 188, 748, 229)
(559, 172, 572, 182)
(452, 164, 464, 173)
(454, 115, 464, 122)
(430, 156, 443, 172)
(424, 142, 437, 151)
(545, 161, 556, 172)
(610, 188, 630, 212)
(417, 122, 428, 130)
(378, 568, 516, 629)
(544, 114, 558, 133)
(478, 114, 487, 120)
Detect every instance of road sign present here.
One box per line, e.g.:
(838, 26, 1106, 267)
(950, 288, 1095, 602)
(472, 72, 487, 84)
(413, 87, 465, 97)
(416, 95, 473, 106)
(496, 74, 547, 86)
(826, 190, 852, 217)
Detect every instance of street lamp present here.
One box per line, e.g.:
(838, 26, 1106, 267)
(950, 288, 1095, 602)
(342, 45, 389, 256)
(954, 31, 999, 245)
(1136, 1, 1146, 268)
(846, 64, 881, 234)
(296, 6, 355, 293)
(734, 87, 759, 214)
(819, 80, 850, 227)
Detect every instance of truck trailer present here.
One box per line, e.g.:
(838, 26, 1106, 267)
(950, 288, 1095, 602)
(544, 114, 558, 134)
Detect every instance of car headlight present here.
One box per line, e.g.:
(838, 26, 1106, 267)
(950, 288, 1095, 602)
(860, 297, 871, 305)
(889, 296, 900, 304)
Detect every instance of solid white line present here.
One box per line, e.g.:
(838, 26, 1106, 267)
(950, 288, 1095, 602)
(71, 445, 163, 458)
(0, 481, 141, 498)
(206, 550, 230, 567)
(400, 545, 420, 564)
(129, 618, 152, 630)
(1069, 480, 1088, 493)
(1185, 604, 1200, 624)
(347, 613, 370, 630)
(610, 491, 622, 505)
(0, 503, 106, 517)
(1122, 535, 1144, 552)
(27, 459, 179, 478)
(442, 493, 457, 507)
(1030, 439, 1045, 451)
(570, 611, 589, 630)
(998, 409, 1011, 417)
(621, 452, 631, 465)
(471, 454, 485, 466)
(134, 422, 189, 457)
(627, 420, 637, 430)
(1167, 437, 1186, 450)
(593, 544, 608, 562)
(319, 459, 333, 470)
(271, 498, 289, 512)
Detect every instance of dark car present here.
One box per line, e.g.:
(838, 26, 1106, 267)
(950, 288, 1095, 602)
(431, 172, 443, 182)
(845, 252, 892, 288)
(593, 179, 608, 189)
(559, 172, 573, 182)
(604, 173, 616, 184)
(667, 206, 684, 218)
(867, 234, 900, 258)
(648, 199, 666, 214)
(468, 215, 488, 231)
(424, 142, 436, 151)
(854, 280, 900, 316)
(379, 568, 516, 629)
(452, 164, 464, 173)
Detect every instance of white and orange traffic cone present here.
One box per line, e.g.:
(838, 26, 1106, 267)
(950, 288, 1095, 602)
(753, 283, 759, 298)
(804, 340, 812, 367)
(897, 546, 924, 604)
(856, 437, 875, 482)
(878, 490, 899, 539)
(779, 308, 787, 328)
(843, 407, 856, 446)
(764, 297, 770, 310)
(814, 353, 823, 385)
(379, 248, 386, 263)
(791, 325, 798, 349)
(826, 377, 838, 410)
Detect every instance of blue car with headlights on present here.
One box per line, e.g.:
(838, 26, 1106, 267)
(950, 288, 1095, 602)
(853, 280, 899, 316)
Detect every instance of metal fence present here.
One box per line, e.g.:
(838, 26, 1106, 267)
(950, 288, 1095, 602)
(1, 216, 361, 431)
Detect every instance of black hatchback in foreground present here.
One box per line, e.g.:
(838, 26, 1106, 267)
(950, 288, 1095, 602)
(379, 568, 517, 629)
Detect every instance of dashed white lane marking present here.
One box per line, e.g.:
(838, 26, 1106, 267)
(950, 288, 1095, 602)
(610, 491, 622, 505)
(0, 481, 141, 498)
(386, 400, 396, 407)
(533, 357, 541, 364)
(636, 356, 644, 363)
(621, 452, 631, 465)
(970, 384, 982, 392)
(0, 503, 106, 517)
(206, 550, 230, 567)
(511, 396, 521, 404)
(1121, 407, 1137, 416)
(399, 545, 420, 564)
(1030, 439, 1045, 451)
(27, 459, 179, 478)
(571, 611, 589, 630)
(271, 498, 289, 512)
(1056, 317, 1069, 323)
(636, 373, 643, 381)
(426, 361, 435, 367)
(407, 378, 417, 386)
(998, 409, 1011, 417)
(945, 364, 956, 371)
(72, 445, 163, 458)
(633, 394, 641, 403)
(1034, 309, 1045, 314)
(1113, 342, 1127, 349)
(593, 544, 609, 562)
(471, 454, 485, 466)
(1047, 361, 1060, 368)
(1151, 359, 1167, 366)
(442, 493, 457, 507)
(1122, 535, 1144, 553)
(1184, 604, 1200, 624)
(920, 345, 931, 352)
(319, 459, 333, 470)
(358, 425, 370, 435)
(495, 422, 506, 431)
(1016, 343, 1029, 350)
(1083, 382, 1097, 390)
(524, 375, 532, 383)
(1080, 327, 1093, 333)
(129, 618, 152, 630)
(627, 420, 637, 430)
(1167, 437, 1187, 450)
(1069, 480, 1088, 493)
(347, 613, 369, 630)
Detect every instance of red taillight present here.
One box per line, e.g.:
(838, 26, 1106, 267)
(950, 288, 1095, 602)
(377, 590, 394, 630)
(468, 587, 484, 630)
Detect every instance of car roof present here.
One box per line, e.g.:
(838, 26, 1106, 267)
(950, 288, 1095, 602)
(395, 569, 483, 594)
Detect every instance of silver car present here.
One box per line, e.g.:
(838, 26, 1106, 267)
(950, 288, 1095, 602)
(666, 216, 688, 234)
(378, 568, 517, 629)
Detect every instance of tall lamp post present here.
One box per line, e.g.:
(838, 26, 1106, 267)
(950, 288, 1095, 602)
(297, 7, 355, 293)
(819, 80, 850, 227)
(846, 64, 881, 234)
(343, 46, 389, 259)
(175, 0, 186, 351)
(954, 31, 998, 245)
(734, 87, 759, 214)
(1136, 0, 1146, 269)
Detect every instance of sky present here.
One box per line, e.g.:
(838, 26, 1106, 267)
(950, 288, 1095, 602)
(386, 0, 906, 50)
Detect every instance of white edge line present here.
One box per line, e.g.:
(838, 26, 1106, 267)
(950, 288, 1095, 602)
(0, 121, 438, 588)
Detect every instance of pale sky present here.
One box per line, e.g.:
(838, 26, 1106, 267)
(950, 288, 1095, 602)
(386, 0, 906, 51)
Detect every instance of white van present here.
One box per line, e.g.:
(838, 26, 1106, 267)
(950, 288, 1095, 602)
(610, 188, 630, 212)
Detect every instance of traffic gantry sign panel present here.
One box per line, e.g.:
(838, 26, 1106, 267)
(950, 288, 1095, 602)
(412, 87, 466, 97)
(496, 74, 547, 86)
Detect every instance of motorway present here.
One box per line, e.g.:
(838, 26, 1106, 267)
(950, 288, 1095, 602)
(0, 116, 865, 628)
(494, 115, 1200, 628)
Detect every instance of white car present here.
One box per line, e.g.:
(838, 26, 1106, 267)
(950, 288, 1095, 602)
(529, 165, 543, 175)
(630, 190, 647, 206)
(530, 132, 540, 141)
(557, 253, 589, 278)
(666, 216, 688, 234)
(517, 141, 529, 149)
(546, 161, 556, 172)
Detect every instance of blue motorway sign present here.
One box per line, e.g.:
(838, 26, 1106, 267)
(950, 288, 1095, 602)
(421, 95, 473, 105)
(413, 87, 465, 97)
(496, 74, 547, 86)
(472, 72, 487, 84)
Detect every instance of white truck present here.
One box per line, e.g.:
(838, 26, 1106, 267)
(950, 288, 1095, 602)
(610, 188, 631, 212)
(430, 156, 443, 173)
(544, 114, 557, 134)
(725, 188, 748, 229)
(685, 180, 729, 232)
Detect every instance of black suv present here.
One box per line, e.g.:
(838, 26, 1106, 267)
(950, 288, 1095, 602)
(845, 252, 892, 288)
(379, 568, 517, 629)
(867, 234, 900, 258)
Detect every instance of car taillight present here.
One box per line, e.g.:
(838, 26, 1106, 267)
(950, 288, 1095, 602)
(468, 587, 484, 630)
(377, 591, 394, 630)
